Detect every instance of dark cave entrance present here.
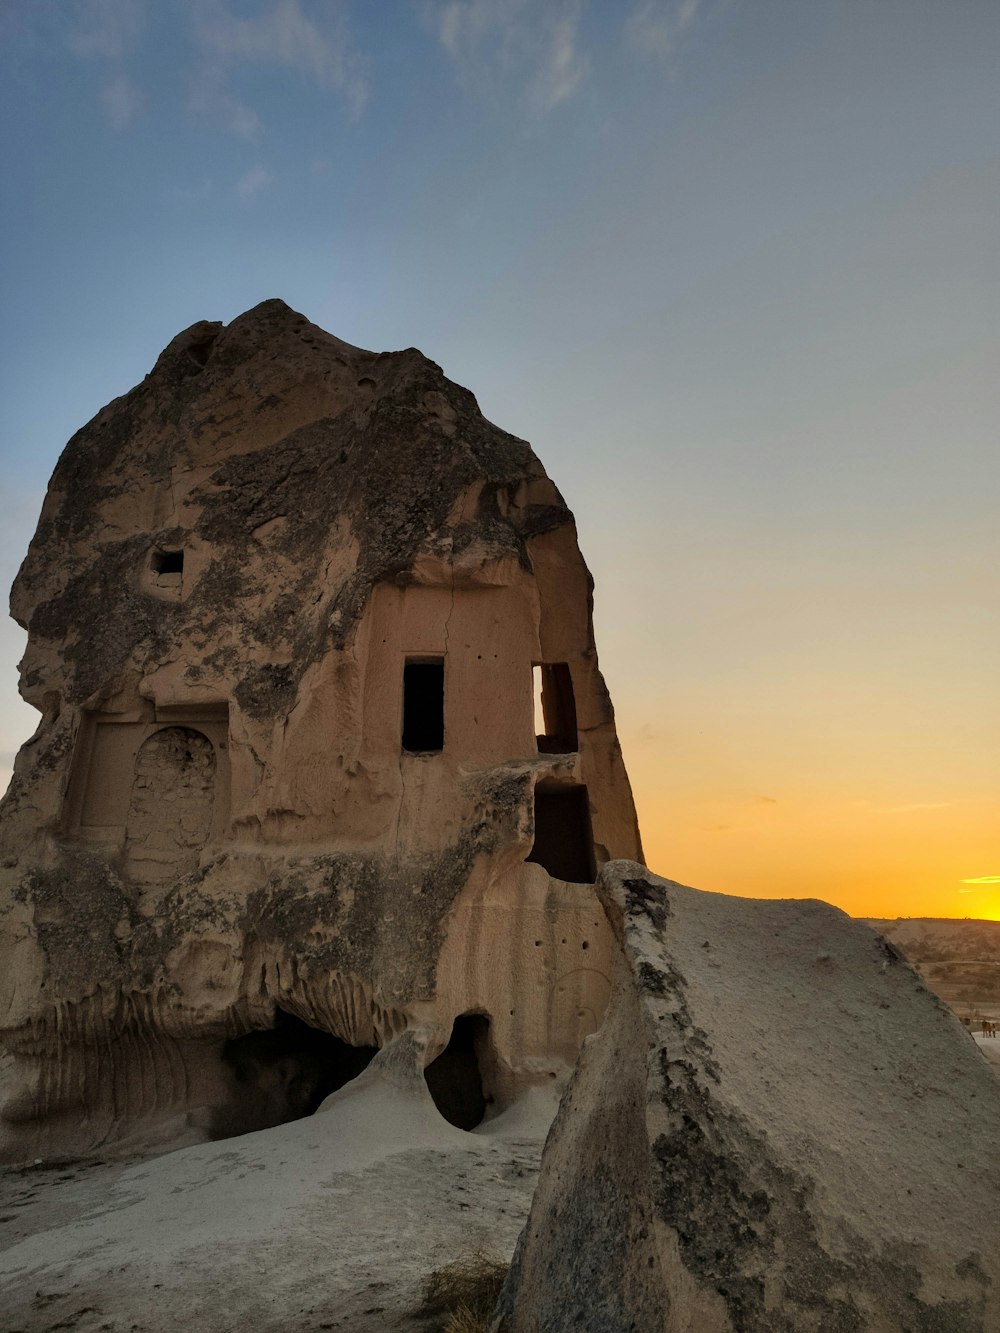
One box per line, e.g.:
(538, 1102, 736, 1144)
(424, 1013, 493, 1131)
(212, 1009, 377, 1138)
(526, 782, 596, 883)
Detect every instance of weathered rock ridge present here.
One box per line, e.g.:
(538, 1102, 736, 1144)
(0, 300, 642, 1159)
(496, 863, 1000, 1331)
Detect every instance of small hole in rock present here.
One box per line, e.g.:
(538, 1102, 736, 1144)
(151, 548, 184, 576)
(186, 336, 216, 370)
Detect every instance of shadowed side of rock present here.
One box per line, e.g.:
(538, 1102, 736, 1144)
(496, 861, 1000, 1332)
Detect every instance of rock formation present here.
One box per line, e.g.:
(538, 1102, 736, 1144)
(0, 300, 643, 1160)
(496, 862, 1000, 1331)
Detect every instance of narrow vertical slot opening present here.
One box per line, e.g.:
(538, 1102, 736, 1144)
(533, 662, 578, 753)
(402, 658, 445, 753)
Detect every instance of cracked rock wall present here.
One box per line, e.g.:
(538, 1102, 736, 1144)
(0, 300, 642, 1160)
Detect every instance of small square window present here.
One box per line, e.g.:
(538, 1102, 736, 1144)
(151, 549, 184, 576)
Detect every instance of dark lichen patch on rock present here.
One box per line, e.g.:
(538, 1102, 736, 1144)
(12, 853, 134, 996)
(636, 961, 669, 995)
(621, 875, 669, 934)
(234, 663, 298, 721)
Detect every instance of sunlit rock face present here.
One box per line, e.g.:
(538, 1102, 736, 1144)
(497, 863, 1000, 1332)
(0, 299, 643, 1160)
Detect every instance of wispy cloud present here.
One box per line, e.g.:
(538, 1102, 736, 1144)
(99, 72, 144, 129)
(189, 0, 367, 136)
(71, 0, 144, 59)
(188, 64, 260, 138)
(237, 165, 273, 200)
(961, 875, 1000, 885)
(624, 0, 702, 60)
(436, 0, 589, 112)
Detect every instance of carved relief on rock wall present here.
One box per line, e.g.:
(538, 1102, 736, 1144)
(62, 709, 230, 874)
(123, 727, 217, 883)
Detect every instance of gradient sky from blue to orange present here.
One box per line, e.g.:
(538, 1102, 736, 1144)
(1, 1, 998, 919)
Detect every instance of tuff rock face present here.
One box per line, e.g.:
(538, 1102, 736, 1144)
(0, 300, 642, 1159)
(496, 862, 1000, 1332)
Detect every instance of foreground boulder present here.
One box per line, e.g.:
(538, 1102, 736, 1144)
(497, 862, 1000, 1331)
(0, 301, 642, 1160)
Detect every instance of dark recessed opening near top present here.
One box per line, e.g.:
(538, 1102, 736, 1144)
(212, 1009, 377, 1139)
(424, 1013, 492, 1130)
(527, 782, 596, 883)
(533, 663, 578, 753)
(402, 658, 444, 753)
(186, 335, 217, 370)
(151, 548, 184, 576)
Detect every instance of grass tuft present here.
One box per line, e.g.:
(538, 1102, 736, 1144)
(418, 1248, 508, 1331)
(444, 1304, 492, 1333)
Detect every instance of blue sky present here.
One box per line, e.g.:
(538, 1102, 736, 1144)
(1, 0, 998, 916)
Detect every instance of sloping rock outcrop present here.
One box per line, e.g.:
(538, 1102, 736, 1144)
(497, 862, 1000, 1331)
(0, 300, 642, 1160)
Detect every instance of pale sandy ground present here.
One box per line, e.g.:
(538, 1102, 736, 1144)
(972, 1030, 1000, 1070)
(0, 1073, 559, 1333)
(3, 1032, 997, 1333)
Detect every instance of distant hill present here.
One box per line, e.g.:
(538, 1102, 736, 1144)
(864, 918, 1000, 1021)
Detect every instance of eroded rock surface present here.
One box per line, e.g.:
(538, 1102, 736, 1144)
(497, 862, 1000, 1332)
(0, 300, 642, 1160)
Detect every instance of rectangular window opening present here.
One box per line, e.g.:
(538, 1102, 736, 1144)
(533, 663, 578, 754)
(526, 782, 595, 883)
(402, 658, 444, 753)
(152, 548, 184, 576)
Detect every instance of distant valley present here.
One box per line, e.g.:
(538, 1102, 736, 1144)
(866, 918, 1000, 1030)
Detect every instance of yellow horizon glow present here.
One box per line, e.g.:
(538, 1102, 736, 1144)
(627, 764, 1000, 921)
(612, 666, 999, 922)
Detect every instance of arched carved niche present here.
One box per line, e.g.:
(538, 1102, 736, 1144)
(123, 726, 217, 883)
